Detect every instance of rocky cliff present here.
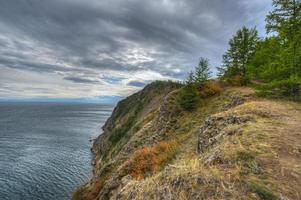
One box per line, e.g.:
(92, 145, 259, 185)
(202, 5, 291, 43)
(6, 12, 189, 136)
(73, 81, 301, 200)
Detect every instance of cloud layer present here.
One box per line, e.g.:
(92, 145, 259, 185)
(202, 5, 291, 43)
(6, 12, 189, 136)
(0, 0, 271, 100)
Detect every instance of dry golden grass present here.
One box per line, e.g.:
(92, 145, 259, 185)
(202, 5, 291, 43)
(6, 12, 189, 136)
(118, 97, 301, 200)
(75, 86, 301, 200)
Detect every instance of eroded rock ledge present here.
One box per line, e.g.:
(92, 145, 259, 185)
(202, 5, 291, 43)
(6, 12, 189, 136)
(198, 114, 253, 154)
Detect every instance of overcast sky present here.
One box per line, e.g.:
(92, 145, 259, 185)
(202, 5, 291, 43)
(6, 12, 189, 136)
(0, 0, 272, 102)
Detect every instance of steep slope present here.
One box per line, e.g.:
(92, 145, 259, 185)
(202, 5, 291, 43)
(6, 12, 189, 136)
(73, 82, 301, 200)
(119, 98, 301, 200)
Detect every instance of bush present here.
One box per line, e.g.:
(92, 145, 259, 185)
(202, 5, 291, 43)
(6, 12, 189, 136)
(123, 140, 178, 179)
(72, 180, 103, 200)
(83, 180, 103, 200)
(229, 75, 244, 86)
(177, 85, 199, 111)
(256, 75, 301, 99)
(199, 80, 222, 97)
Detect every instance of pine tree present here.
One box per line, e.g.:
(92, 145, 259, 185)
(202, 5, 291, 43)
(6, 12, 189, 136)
(194, 57, 211, 86)
(220, 27, 258, 82)
(266, 0, 301, 39)
(266, 0, 301, 75)
(186, 71, 195, 85)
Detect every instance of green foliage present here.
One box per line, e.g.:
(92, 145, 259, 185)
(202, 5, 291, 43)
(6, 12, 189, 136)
(185, 57, 212, 87)
(108, 80, 182, 146)
(264, 0, 301, 77)
(194, 57, 211, 86)
(148, 80, 182, 92)
(109, 115, 135, 145)
(236, 151, 256, 163)
(266, 0, 301, 40)
(180, 58, 221, 110)
(247, 37, 285, 81)
(248, 181, 278, 200)
(186, 71, 195, 85)
(177, 85, 199, 111)
(256, 75, 301, 99)
(217, 0, 301, 98)
(179, 58, 214, 111)
(219, 26, 258, 84)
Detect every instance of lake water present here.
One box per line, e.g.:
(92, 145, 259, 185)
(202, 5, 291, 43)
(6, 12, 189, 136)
(0, 102, 113, 200)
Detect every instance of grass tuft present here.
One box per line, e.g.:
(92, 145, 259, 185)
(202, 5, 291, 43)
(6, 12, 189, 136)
(248, 181, 278, 200)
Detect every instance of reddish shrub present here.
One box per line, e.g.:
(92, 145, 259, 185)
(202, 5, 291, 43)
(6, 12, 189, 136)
(124, 140, 178, 179)
(230, 75, 243, 86)
(83, 180, 103, 200)
(199, 80, 222, 97)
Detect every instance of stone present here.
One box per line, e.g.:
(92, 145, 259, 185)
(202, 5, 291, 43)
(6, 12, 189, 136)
(204, 149, 224, 165)
(198, 114, 253, 154)
(223, 94, 245, 111)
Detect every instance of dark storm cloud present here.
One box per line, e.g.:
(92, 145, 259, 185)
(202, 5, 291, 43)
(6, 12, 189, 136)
(0, 54, 73, 73)
(100, 75, 125, 84)
(0, 0, 271, 97)
(64, 76, 100, 84)
(127, 80, 148, 87)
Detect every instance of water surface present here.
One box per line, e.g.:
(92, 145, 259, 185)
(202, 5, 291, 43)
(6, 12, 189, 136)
(0, 102, 113, 200)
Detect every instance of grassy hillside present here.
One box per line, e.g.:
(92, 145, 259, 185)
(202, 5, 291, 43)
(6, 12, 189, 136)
(73, 81, 301, 200)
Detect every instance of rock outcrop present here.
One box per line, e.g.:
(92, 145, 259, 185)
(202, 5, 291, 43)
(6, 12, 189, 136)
(198, 114, 253, 154)
(222, 94, 245, 111)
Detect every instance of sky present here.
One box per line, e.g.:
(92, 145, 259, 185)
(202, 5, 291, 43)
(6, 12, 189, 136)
(0, 0, 272, 103)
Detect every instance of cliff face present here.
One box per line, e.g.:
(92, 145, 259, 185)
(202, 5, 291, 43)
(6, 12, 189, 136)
(73, 82, 301, 200)
(92, 81, 181, 159)
(92, 81, 181, 165)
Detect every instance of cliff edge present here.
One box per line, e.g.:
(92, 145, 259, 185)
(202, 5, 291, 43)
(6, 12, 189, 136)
(73, 81, 301, 200)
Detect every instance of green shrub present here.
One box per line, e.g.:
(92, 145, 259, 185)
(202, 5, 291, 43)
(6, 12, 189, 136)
(256, 75, 301, 99)
(177, 85, 199, 111)
(248, 181, 278, 200)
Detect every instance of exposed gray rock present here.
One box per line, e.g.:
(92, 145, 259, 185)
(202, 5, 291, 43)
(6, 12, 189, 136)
(198, 114, 253, 154)
(280, 194, 290, 200)
(203, 148, 224, 165)
(223, 94, 245, 111)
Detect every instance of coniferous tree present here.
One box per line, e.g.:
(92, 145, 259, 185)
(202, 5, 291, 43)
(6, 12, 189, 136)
(219, 27, 258, 83)
(194, 57, 211, 86)
(186, 71, 195, 85)
(179, 71, 199, 111)
(247, 36, 283, 81)
(266, 0, 301, 75)
(266, 0, 301, 39)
